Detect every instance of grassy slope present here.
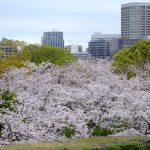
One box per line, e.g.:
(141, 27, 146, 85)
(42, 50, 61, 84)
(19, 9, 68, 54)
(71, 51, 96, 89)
(1, 136, 149, 150)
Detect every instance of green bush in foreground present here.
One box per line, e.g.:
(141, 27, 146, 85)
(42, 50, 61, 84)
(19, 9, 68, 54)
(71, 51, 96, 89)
(143, 144, 150, 150)
(91, 125, 112, 136)
(0, 89, 16, 114)
(104, 144, 150, 150)
(0, 89, 16, 138)
(127, 71, 137, 80)
(57, 147, 92, 150)
(60, 127, 76, 138)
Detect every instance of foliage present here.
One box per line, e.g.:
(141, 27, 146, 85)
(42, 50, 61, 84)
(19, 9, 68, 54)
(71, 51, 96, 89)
(112, 40, 150, 78)
(21, 45, 75, 65)
(104, 145, 120, 150)
(0, 50, 4, 59)
(104, 144, 147, 150)
(0, 89, 16, 138)
(143, 144, 150, 150)
(60, 127, 76, 138)
(0, 41, 75, 75)
(17, 44, 40, 61)
(127, 71, 137, 80)
(8, 44, 75, 66)
(0, 55, 25, 75)
(112, 48, 132, 74)
(87, 121, 113, 136)
(91, 125, 112, 136)
(104, 144, 150, 150)
(57, 147, 91, 150)
(1, 39, 27, 50)
(119, 144, 143, 150)
(0, 89, 16, 114)
(0, 39, 27, 75)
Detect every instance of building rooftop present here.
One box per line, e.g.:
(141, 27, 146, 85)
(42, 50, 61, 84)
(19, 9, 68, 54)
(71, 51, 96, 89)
(122, 2, 150, 7)
(91, 33, 121, 41)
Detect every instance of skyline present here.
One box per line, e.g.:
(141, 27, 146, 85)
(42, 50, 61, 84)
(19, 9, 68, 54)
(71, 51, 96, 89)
(0, 0, 150, 48)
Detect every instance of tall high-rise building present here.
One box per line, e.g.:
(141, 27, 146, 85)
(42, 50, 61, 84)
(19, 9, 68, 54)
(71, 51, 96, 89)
(121, 3, 150, 39)
(88, 39, 110, 59)
(41, 31, 64, 48)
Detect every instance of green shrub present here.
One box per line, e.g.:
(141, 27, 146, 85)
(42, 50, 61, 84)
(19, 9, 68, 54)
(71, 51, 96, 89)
(104, 144, 144, 150)
(104, 145, 120, 150)
(21, 45, 76, 66)
(0, 54, 25, 76)
(0, 89, 16, 114)
(91, 125, 112, 136)
(60, 127, 76, 138)
(143, 144, 150, 150)
(120, 144, 143, 150)
(127, 71, 137, 80)
(0, 42, 76, 75)
(57, 147, 92, 150)
(57, 148, 68, 150)
(112, 40, 150, 78)
(0, 89, 16, 139)
(0, 39, 27, 75)
(112, 48, 132, 74)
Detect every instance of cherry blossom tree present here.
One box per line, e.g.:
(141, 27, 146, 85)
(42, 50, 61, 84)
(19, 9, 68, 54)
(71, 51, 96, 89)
(0, 59, 149, 144)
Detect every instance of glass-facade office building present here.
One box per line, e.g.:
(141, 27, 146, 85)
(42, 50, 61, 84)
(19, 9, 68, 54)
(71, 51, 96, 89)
(42, 31, 64, 48)
(88, 33, 120, 59)
(121, 3, 150, 39)
(88, 39, 110, 59)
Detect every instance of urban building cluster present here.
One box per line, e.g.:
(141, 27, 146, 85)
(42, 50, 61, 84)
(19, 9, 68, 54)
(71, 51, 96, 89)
(88, 2, 150, 59)
(0, 2, 150, 59)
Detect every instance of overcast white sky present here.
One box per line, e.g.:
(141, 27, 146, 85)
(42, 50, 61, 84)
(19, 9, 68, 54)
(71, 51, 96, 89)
(0, 0, 149, 48)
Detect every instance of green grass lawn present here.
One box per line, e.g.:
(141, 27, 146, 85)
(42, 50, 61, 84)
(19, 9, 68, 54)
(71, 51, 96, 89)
(0, 136, 149, 150)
